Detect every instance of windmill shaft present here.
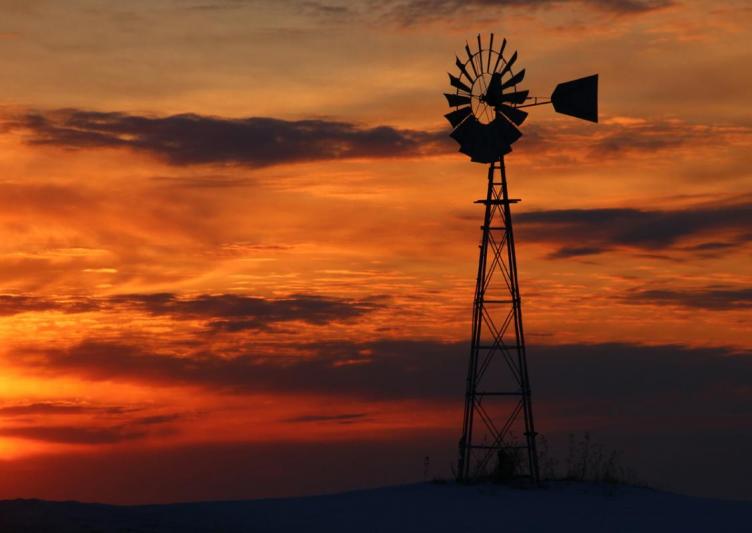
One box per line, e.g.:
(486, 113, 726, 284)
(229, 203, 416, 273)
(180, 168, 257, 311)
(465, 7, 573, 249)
(458, 158, 540, 484)
(516, 97, 551, 109)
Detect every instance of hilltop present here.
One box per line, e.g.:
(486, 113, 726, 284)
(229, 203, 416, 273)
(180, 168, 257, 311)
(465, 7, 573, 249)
(1, 481, 750, 532)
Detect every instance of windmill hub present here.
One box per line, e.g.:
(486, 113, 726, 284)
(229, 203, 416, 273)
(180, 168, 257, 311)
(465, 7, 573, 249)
(471, 74, 495, 124)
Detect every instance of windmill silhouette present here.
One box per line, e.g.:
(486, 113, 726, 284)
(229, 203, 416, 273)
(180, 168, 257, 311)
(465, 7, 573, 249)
(445, 33, 598, 483)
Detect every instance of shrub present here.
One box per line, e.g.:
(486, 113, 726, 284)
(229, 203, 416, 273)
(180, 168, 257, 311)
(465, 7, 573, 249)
(541, 432, 635, 485)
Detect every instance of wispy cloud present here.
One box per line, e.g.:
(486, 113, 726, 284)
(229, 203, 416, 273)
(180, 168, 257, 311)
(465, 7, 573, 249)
(0, 293, 383, 331)
(626, 286, 752, 310)
(0, 295, 99, 316)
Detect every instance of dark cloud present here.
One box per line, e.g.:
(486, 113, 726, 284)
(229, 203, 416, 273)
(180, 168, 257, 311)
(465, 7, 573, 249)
(517, 120, 750, 165)
(184, 0, 253, 12)
(0, 425, 147, 445)
(590, 0, 671, 12)
(546, 245, 609, 259)
(681, 241, 739, 254)
(300, 1, 353, 19)
(13, 110, 447, 168)
(11, 110, 743, 173)
(14, 339, 752, 420)
(284, 413, 369, 424)
(0, 401, 132, 417)
(0, 293, 381, 330)
(186, 0, 669, 23)
(516, 199, 752, 258)
(109, 293, 384, 330)
(150, 175, 257, 189)
(626, 286, 752, 310)
(5, 339, 752, 501)
(590, 126, 687, 155)
(0, 410, 182, 444)
(386, 0, 672, 24)
(181, 0, 670, 26)
(133, 414, 183, 426)
(530, 343, 752, 419)
(13, 339, 460, 400)
(0, 295, 99, 316)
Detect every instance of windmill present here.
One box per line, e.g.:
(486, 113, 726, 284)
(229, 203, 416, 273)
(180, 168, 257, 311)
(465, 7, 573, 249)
(446, 34, 598, 483)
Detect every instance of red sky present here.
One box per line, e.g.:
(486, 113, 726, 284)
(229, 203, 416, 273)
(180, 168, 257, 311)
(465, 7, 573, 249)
(0, 0, 750, 503)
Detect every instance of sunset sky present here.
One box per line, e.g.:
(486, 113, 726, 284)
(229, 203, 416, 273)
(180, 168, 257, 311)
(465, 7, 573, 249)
(0, 0, 750, 504)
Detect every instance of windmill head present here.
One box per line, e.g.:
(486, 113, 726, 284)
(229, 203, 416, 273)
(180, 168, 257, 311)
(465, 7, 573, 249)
(444, 35, 598, 163)
(551, 74, 598, 123)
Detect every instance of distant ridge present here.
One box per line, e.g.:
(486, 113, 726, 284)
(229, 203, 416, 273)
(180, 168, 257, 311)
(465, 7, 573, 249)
(1, 482, 750, 533)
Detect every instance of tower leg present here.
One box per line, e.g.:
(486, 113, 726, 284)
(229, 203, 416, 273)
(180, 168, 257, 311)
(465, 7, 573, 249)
(457, 157, 539, 484)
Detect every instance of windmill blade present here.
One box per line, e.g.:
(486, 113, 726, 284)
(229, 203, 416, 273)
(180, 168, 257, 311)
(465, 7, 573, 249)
(469, 122, 510, 163)
(487, 33, 494, 72)
(451, 115, 481, 147)
(459, 144, 478, 158)
(475, 123, 503, 163)
(469, 145, 498, 164)
(501, 68, 525, 90)
(454, 118, 487, 157)
(493, 113, 523, 146)
(444, 106, 473, 128)
(496, 104, 528, 126)
(448, 73, 471, 94)
(454, 119, 508, 164)
(460, 137, 490, 161)
(492, 38, 507, 73)
(499, 50, 518, 77)
(477, 34, 484, 73)
(465, 43, 478, 77)
(455, 56, 472, 83)
(499, 89, 529, 105)
(444, 93, 471, 107)
(466, 141, 511, 160)
(551, 74, 599, 123)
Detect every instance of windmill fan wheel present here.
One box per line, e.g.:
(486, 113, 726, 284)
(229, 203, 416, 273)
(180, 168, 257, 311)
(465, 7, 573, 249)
(444, 34, 529, 163)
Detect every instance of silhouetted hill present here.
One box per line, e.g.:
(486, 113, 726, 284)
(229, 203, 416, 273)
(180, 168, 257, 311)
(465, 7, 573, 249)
(1, 481, 750, 532)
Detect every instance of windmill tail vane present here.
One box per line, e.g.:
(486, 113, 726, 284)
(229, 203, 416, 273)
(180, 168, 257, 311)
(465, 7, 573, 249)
(445, 33, 598, 484)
